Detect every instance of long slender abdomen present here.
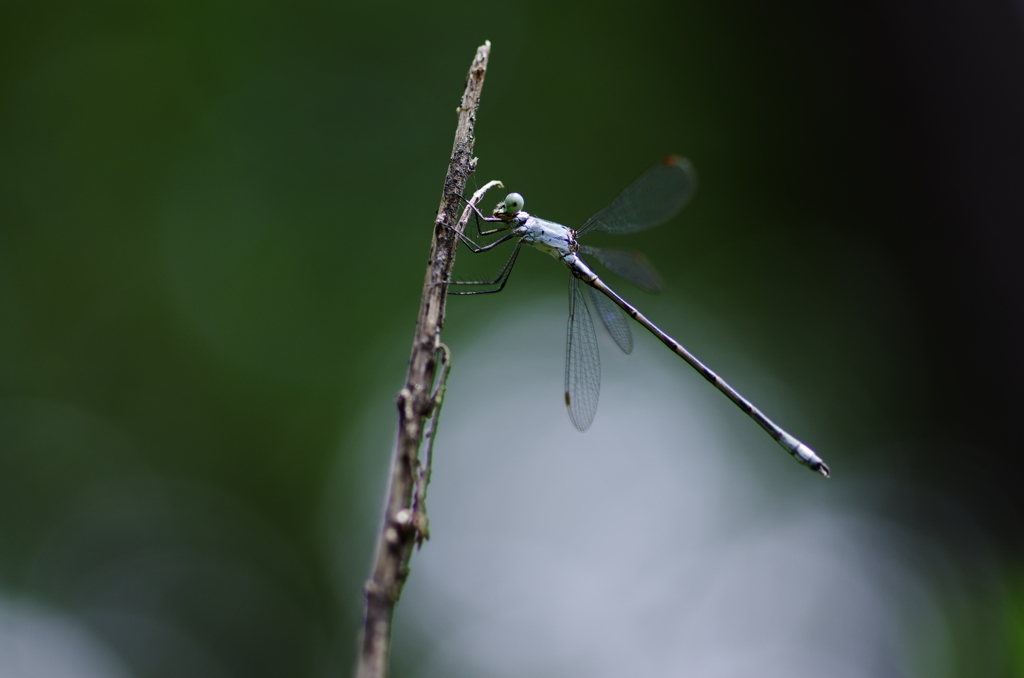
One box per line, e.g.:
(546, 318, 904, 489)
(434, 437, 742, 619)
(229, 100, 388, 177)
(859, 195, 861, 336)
(581, 271, 829, 477)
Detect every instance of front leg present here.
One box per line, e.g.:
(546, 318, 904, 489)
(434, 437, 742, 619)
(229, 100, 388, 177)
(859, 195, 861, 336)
(458, 180, 507, 237)
(461, 196, 508, 238)
(447, 181, 517, 252)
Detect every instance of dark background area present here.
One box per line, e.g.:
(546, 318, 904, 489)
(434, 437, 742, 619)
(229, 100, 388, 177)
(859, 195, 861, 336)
(1, 0, 1022, 675)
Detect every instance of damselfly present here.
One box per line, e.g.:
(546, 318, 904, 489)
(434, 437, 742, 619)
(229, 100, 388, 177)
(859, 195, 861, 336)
(449, 157, 829, 477)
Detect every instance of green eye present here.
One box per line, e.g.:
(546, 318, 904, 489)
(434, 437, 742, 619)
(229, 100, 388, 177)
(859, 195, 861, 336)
(503, 193, 524, 212)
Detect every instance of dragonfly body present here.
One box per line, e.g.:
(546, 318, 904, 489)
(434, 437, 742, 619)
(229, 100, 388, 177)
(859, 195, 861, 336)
(492, 209, 604, 290)
(450, 157, 830, 477)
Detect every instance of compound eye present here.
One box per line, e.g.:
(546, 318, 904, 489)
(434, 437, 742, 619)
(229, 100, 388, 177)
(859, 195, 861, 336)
(503, 192, 524, 213)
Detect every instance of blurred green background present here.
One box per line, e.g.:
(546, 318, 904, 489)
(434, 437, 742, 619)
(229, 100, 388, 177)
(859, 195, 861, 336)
(2, 0, 1024, 676)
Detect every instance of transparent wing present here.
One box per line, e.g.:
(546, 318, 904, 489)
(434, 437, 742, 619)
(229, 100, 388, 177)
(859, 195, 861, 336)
(565, 276, 601, 431)
(578, 246, 663, 294)
(585, 284, 632, 354)
(578, 156, 695, 236)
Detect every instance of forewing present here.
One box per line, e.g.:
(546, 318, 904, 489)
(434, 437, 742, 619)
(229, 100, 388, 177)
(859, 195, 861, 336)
(578, 246, 663, 294)
(578, 156, 695, 236)
(565, 277, 601, 431)
(585, 284, 633, 354)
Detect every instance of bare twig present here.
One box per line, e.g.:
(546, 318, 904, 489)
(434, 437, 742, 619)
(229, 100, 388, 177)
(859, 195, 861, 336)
(356, 41, 491, 678)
